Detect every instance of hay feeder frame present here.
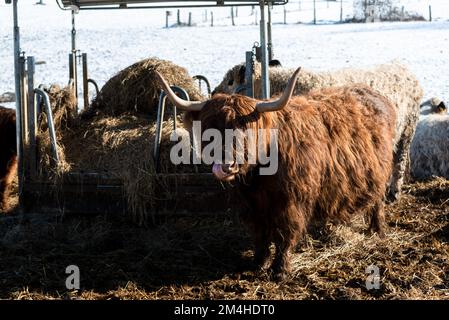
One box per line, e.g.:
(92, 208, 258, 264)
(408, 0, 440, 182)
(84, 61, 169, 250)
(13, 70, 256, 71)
(8, 0, 288, 215)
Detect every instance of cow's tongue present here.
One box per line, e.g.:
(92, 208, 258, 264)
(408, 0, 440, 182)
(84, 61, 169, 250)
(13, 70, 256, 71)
(212, 164, 234, 181)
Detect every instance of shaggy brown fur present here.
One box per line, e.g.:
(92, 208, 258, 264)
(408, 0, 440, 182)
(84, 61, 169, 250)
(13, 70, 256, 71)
(214, 63, 423, 202)
(185, 85, 396, 279)
(0, 106, 17, 211)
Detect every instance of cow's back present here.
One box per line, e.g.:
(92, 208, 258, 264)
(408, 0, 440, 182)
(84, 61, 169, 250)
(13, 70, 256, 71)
(276, 85, 396, 225)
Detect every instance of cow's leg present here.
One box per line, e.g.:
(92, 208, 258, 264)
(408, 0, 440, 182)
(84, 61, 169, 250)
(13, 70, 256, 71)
(388, 148, 408, 202)
(388, 115, 418, 202)
(270, 204, 305, 281)
(0, 179, 6, 210)
(0, 156, 17, 211)
(271, 230, 297, 281)
(368, 200, 386, 238)
(253, 229, 271, 270)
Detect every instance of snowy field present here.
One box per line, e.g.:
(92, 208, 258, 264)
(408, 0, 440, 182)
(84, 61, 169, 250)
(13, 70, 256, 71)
(0, 1, 448, 109)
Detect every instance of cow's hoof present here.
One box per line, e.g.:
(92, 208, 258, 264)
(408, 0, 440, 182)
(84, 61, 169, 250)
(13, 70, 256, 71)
(271, 270, 289, 282)
(254, 249, 271, 271)
(269, 265, 290, 282)
(254, 257, 271, 271)
(386, 190, 400, 203)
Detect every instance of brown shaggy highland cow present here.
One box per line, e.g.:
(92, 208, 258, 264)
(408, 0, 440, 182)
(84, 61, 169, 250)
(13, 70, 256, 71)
(156, 69, 396, 280)
(0, 106, 17, 211)
(214, 62, 422, 202)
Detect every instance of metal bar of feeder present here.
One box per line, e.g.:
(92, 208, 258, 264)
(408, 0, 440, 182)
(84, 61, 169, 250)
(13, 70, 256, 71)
(69, 1, 289, 11)
(193, 75, 211, 97)
(82, 53, 89, 110)
(34, 88, 59, 164)
(154, 86, 189, 172)
(70, 10, 78, 109)
(259, 0, 270, 99)
(12, 0, 24, 203)
(27, 56, 37, 180)
(267, 2, 273, 61)
(245, 51, 254, 97)
(87, 79, 100, 96)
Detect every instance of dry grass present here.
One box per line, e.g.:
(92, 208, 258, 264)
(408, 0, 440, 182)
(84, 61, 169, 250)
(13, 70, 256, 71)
(58, 114, 196, 224)
(36, 84, 202, 224)
(87, 57, 205, 118)
(1, 178, 449, 300)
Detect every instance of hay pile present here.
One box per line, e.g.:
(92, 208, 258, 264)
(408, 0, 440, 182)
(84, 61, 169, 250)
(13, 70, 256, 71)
(59, 114, 193, 224)
(87, 57, 205, 118)
(37, 84, 77, 177)
(36, 83, 197, 223)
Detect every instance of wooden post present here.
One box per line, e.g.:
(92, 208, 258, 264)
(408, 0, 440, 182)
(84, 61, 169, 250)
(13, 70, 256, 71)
(255, 10, 258, 25)
(177, 9, 180, 25)
(235, 6, 238, 17)
(313, 0, 316, 25)
(429, 5, 432, 22)
(284, 6, 287, 24)
(210, 11, 214, 27)
(340, 0, 343, 22)
(231, 7, 235, 26)
(188, 12, 192, 26)
(165, 11, 169, 28)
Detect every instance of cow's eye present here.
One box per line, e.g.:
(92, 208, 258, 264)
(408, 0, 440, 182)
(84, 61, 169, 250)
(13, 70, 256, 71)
(228, 79, 234, 86)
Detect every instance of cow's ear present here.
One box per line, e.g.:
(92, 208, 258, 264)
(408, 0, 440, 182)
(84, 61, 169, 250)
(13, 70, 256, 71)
(269, 59, 282, 67)
(238, 65, 246, 84)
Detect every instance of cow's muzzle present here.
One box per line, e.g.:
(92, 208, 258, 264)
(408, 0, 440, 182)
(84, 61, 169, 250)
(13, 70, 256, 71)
(212, 162, 239, 181)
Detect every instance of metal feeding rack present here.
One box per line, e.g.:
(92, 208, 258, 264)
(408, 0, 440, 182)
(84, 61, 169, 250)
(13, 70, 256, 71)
(7, 0, 287, 215)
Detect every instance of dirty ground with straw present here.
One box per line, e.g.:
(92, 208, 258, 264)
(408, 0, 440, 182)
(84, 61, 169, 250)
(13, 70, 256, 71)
(0, 178, 448, 300)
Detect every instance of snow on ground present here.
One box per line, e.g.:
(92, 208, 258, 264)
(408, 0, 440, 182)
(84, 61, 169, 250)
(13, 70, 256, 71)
(0, 1, 448, 110)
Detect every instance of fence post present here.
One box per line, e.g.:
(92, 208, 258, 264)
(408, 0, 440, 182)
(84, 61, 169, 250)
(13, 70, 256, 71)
(231, 7, 235, 26)
(188, 12, 192, 26)
(284, 6, 287, 24)
(165, 11, 169, 28)
(177, 9, 180, 25)
(340, 0, 343, 22)
(429, 5, 432, 22)
(210, 11, 214, 27)
(313, 0, 316, 25)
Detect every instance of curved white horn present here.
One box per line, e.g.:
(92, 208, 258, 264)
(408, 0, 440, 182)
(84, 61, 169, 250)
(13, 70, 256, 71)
(255, 67, 301, 113)
(155, 71, 206, 111)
